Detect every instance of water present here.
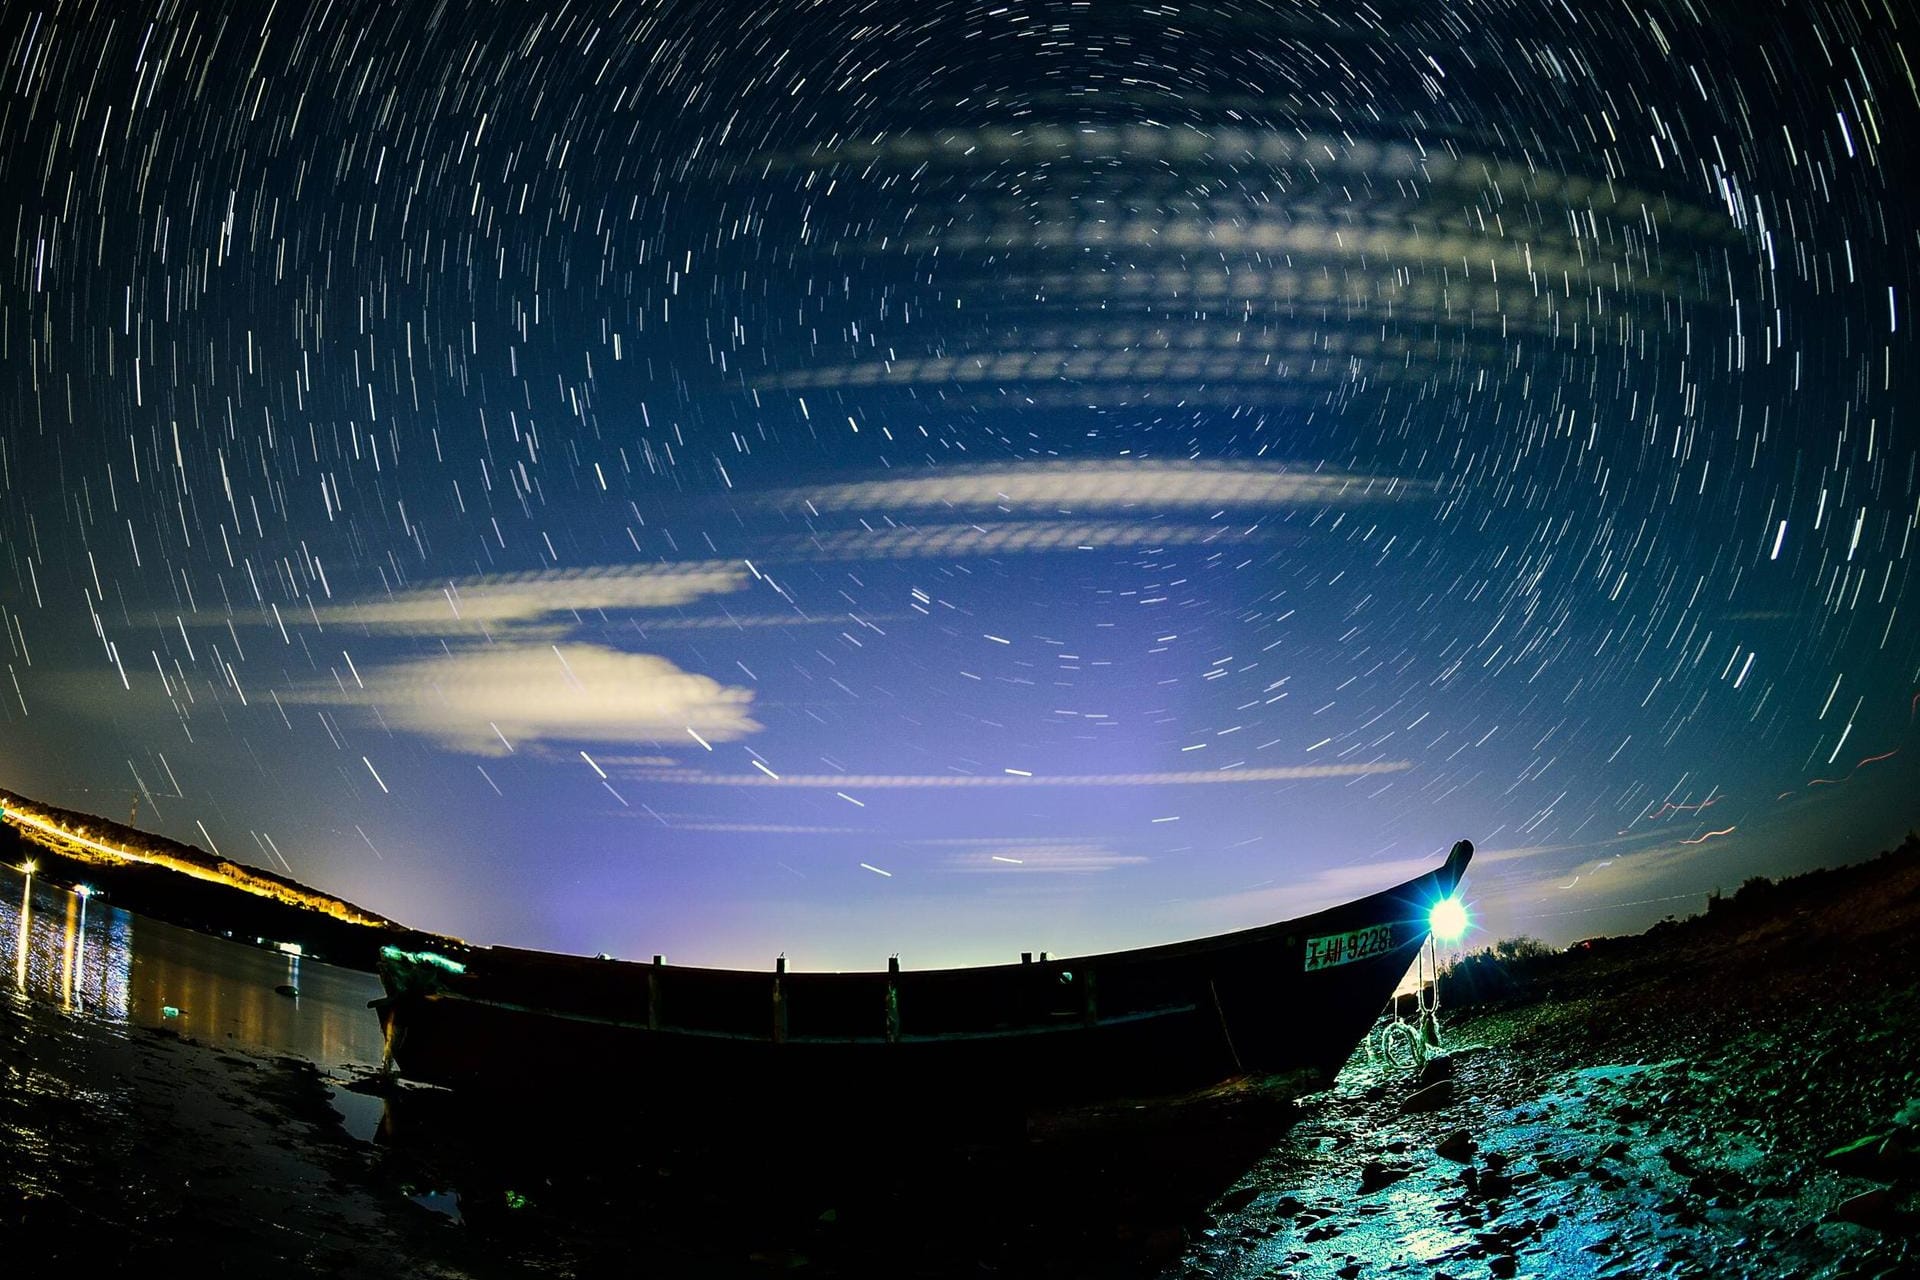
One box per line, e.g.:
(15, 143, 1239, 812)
(2, 864, 389, 1134)
(0, 861, 1283, 1272)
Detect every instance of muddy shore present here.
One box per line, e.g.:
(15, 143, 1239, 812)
(0, 1005, 496, 1277)
(4, 835, 1917, 1277)
(1172, 835, 1920, 1280)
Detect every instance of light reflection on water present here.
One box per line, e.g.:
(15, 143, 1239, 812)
(2, 863, 385, 1073)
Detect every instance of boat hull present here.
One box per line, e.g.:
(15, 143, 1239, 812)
(375, 840, 1471, 1108)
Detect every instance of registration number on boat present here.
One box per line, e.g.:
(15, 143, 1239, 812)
(1303, 924, 1394, 971)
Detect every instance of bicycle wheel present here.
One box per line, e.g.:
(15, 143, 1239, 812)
(1380, 1019, 1424, 1072)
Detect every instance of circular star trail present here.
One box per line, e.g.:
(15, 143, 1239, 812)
(1, 0, 1916, 965)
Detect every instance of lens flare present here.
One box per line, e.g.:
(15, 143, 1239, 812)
(1429, 897, 1470, 944)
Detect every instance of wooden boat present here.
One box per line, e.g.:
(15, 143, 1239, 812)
(373, 839, 1472, 1110)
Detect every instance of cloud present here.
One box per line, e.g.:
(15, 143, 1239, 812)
(653, 822, 869, 835)
(943, 842, 1150, 874)
(888, 216, 1686, 298)
(310, 565, 746, 633)
(1168, 849, 1466, 930)
(284, 641, 758, 756)
(771, 460, 1417, 514)
(770, 126, 1722, 235)
(770, 520, 1272, 560)
(608, 762, 1410, 786)
(772, 320, 1502, 390)
(1171, 840, 1597, 931)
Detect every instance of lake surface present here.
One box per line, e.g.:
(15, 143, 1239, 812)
(2, 863, 389, 1134)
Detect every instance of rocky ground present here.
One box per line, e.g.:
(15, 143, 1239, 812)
(1168, 836, 1920, 1280)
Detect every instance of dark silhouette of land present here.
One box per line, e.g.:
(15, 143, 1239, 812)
(0, 787, 453, 969)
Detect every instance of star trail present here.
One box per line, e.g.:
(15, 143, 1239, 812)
(1, 0, 1915, 967)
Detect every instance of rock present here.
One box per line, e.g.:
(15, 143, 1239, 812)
(1598, 1140, 1631, 1161)
(1826, 1133, 1892, 1179)
(1402, 1079, 1455, 1113)
(1478, 1172, 1513, 1199)
(1488, 1255, 1518, 1278)
(1214, 1185, 1260, 1215)
(1418, 1053, 1455, 1086)
(1359, 1160, 1412, 1194)
(1657, 1197, 1700, 1225)
(1660, 1146, 1700, 1177)
(1827, 1188, 1900, 1231)
(1436, 1130, 1476, 1163)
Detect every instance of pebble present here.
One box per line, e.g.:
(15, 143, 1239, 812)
(1357, 1160, 1412, 1195)
(1827, 1188, 1899, 1230)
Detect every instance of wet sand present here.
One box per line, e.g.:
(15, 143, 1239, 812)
(5, 837, 1919, 1277)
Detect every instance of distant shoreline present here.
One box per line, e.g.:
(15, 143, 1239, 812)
(1, 786, 457, 971)
(7, 781, 1916, 982)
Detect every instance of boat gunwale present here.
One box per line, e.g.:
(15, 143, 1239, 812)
(439, 839, 1473, 983)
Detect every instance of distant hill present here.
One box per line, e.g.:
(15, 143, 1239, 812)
(0, 786, 456, 970)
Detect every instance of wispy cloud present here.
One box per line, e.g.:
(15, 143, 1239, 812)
(770, 520, 1271, 560)
(1188, 851, 1455, 912)
(609, 762, 1410, 786)
(1173, 841, 1583, 931)
(654, 822, 869, 835)
(772, 460, 1416, 514)
(943, 842, 1149, 874)
(283, 641, 758, 756)
(310, 565, 747, 633)
(771, 126, 1715, 236)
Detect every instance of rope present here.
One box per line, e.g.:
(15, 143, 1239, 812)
(1208, 979, 1245, 1074)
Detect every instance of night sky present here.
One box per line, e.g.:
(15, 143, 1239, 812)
(2, 0, 1916, 970)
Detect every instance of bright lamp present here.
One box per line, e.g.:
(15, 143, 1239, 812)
(1429, 896, 1469, 944)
